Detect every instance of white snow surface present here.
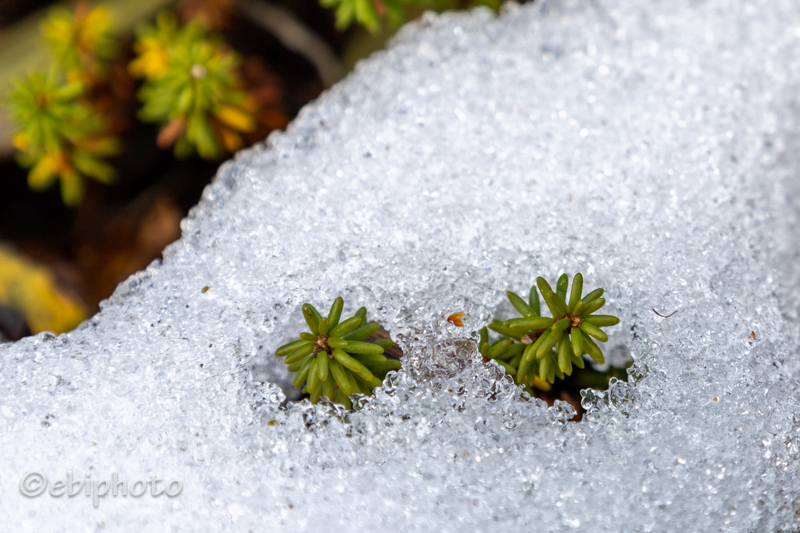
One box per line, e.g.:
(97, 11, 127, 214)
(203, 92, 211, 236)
(4, 0, 800, 530)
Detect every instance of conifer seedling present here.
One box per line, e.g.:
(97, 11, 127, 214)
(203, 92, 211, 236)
(481, 273, 619, 387)
(8, 69, 118, 206)
(275, 297, 401, 409)
(131, 13, 256, 159)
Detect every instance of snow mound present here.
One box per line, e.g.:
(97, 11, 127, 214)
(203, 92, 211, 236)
(3, 0, 800, 530)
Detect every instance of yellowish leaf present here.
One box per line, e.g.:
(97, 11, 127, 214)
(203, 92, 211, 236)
(0, 246, 86, 335)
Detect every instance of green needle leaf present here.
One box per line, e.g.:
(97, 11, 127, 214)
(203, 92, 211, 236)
(356, 365, 376, 382)
(368, 359, 402, 374)
(487, 321, 523, 339)
(507, 291, 535, 317)
(355, 307, 367, 324)
(480, 342, 490, 357)
(522, 343, 537, 362)
(537, 329, 562, 359)
(558, 336, 572, 375)
(327, 337, 348, 349)
(334, 389, 352, 409)
(517, 345, 534, 382)
(343, 341, 384, 355)
(354, 373, 382, 391)
(293, 356, 315, 389)
(529, 285, 541, 316)
(551, 317, 570, 332)
(322, 376, 334, 399)
(581, 288, 604, 305)
(352, 353, 387, 366)
(501, 343, 526, 361)
(488, 339, 513, 359)
(307, 360, 320, 394)
(348, 372, 365, 395)
(317, 353, 329, 381)
(536, 276, 555, 295)
(329, 316, 362, 338)
(571, 328, 584, 357)
(568, 273, 583, 310)
(508, 317, 553, 330)
(553, 360, 564, 381)
(580, 322, 609, 342)
(318, 317, 329, 336)
(287, 355, 312, 372)
(524, 359, 539, 384)
(542, 290, 568, 318)
(373, 339, 395, 349)
(302, 304, 322, 334)
(351, 375, 367, 395)
(556, 274, 569, 301)
(342, 322, 380, 341)
(582, 335, 605, 363)
(539, 354, 551, 383)
(284, 342, 315, 364)
(328, 297, 344, 329)
(528, 329, 551, 361)
(499, 361, 516, 376)
(329, 359, 353, 396)
(583, 298, 606, 315)
(309, 381, 323, 403)
(332, 348, 366, 373)
(275, 338, 306, 356)
(584, 315, 620, 327)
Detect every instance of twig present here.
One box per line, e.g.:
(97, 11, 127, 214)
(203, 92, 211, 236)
(652, 308, 678, 318)
(237, 0, 344, 88)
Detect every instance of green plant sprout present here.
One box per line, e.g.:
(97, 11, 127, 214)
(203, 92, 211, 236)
(480, 273, 619, 388)
(275, 297, 402, 409)
(131, 13, 257, 159)
(8, 1, 119, 207)
(319, 0, 505, 34)
(42, 1, 117, 84)
(320, 0, 407, 33)
(9, 69, 119, 207)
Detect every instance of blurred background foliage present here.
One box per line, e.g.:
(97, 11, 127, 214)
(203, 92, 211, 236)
(0, 0, 512, 340)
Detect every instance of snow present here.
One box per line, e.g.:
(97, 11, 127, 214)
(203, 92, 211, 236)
(3, 0, 800, 530)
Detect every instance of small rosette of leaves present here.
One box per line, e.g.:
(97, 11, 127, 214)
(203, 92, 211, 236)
(320, 0, 407, 33)
(482, 273, 619, 386)
(275, 297, 401, 409)
(9, 69, 119, 206)
(42, 2, 117, 84)
(132, 13, 256, 159)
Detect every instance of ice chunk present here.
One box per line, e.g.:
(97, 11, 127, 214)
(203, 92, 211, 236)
(3, 0, 800, 530)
